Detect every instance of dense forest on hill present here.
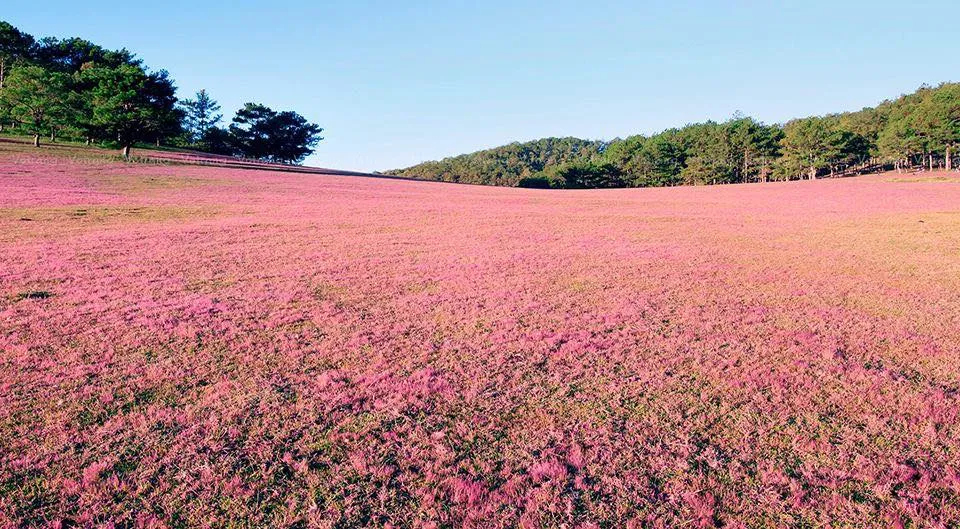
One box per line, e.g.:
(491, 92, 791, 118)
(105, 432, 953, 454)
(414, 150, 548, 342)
(384, 137, 605, 187)
(0, 21, 322, 163)
(389, 83, 960, 188)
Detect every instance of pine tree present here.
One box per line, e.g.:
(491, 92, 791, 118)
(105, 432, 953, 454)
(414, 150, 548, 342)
(0, 22, 35, 90)
(180, 89, 222, 145)
(229, 103, 323, 164)
(81, 63, 152, 158)
(777, 118, 842, 180)
(1, 65, 69, 147)
(0, 22, 36, 132)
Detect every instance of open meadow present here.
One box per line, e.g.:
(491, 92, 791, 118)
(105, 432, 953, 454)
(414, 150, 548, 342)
(2, 144, 960, 527)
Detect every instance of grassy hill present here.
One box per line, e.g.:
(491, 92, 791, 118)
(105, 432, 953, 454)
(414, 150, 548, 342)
(3, 142, 960, 526)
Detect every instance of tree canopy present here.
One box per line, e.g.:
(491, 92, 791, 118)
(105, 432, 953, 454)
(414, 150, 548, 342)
(0, 20, 324, 163)
(81, 63, 155, 156)
(180, 89, 222, 145)
(2, 65, 68, 145)
(229, 103, 324, 164)
(390, 83, 960, 188)
(388, 137, 606, 186)
(0, 21, 35, 89)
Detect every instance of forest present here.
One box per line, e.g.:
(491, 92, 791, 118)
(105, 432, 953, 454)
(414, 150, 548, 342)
(0, 21, 322, 163)
(3, 18, 958, 182)
(390, 83, 960, 188)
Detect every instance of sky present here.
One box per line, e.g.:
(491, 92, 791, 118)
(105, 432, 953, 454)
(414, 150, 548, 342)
(5, 1, 960, 171)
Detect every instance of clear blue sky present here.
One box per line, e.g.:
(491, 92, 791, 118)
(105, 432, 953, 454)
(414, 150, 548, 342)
(6, 1, 959, 171)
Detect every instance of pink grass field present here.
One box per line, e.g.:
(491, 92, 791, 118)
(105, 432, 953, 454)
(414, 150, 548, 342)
(2, 145, 960, 528)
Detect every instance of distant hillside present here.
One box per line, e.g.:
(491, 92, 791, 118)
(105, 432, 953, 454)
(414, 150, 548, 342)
(388, 83, 960, 188)
(385, 137, 605, 186)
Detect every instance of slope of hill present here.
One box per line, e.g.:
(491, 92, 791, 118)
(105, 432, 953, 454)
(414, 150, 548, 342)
(0, 135, 385, 179)
(386, 137, 605, 186)
(2, 143, 959, 527)
(389, 83, 960, 188)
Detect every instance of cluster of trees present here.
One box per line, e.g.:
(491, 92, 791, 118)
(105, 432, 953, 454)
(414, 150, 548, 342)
(388, 137, 605, 187)
(0, 21, 323, 164)
(875, 84, 960, 172)
(178, 91, 323, 163)
(391, 83, 960, 188)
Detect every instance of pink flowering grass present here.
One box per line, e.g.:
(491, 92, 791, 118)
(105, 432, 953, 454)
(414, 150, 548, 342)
(1, 145, 959, 527)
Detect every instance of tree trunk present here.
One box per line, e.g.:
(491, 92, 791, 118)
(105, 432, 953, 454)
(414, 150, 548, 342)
(121, 145, 131, 159)
(947, 146, 952, 171)
(808, 166, 817, 180)
(155, 138, 161, 148)
(929, 154, 934, 171)
(85, 137, 91, 146)
(33, 134, 40, 147)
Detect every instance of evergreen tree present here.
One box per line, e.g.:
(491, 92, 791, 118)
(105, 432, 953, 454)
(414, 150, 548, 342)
(878, 91, 926, 171)
(914, 84, 960, 170)
(0, 21, 35, 90)
(776, 118, 842, 180)
(141, 70, 183, 146)
(180, 89, 222, 145)
(0, 65, 69, 146)
(0, 21, 36, 132)
(199, 126, 237, 156)
(229, 103, 323, 164)
(35, 36, 139, 73)
(82, 63, 152, 158)
(544, 160, 625, 189)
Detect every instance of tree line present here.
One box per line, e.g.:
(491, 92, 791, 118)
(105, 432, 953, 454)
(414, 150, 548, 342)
(384, 137, 606, 187)
(0, 21, 323, 164)
(389, 83, 960, 188)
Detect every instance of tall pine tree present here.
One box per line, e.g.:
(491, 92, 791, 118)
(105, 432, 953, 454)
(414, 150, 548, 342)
(180, 89, 222, 145)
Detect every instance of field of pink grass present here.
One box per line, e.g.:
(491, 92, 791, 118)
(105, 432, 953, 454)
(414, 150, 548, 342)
(1, 143, 959, 528)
